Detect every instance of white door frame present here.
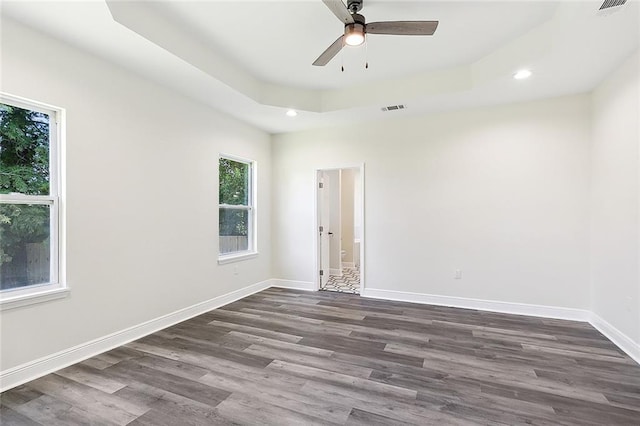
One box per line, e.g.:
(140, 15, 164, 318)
(314, 163, 365, 294)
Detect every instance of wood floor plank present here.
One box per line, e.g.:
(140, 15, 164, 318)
(137, 333, 273, 368)
(603, 391, 640, 412)
(207, 320, 304, 343)
(345, 407, 410, 426)
(198, 370, 352, 424)
(262, 302, 369, 321)
(348, 329, 432, 347)
(300, 335, 426, 367)
(2, 288, 639, 425)
(478, 379, 637, 422)
(12, 394, 111, 426)
(0, 406, 42, 426)
(300, 380, 477, 425)
(25, 374, 147, 425)
(228, 330, 335, 357)
(215, 393, 337, 425)
(209, 310, 354, 337)
(115, 381, 237, 426)
(104, 360, 230, 408)
(237, 307, 329, 325)
(92, 346, 144, 366)
(125, 341, 308, 388)
(243, 343, 374, 378)
(127, 354, 211, 381)
(0, 386, 43, 408)
(79, 357, 114, 370)
(55, 364, 127, 394)
(266, 359, 418, 400)
(534, 368, 640, 395)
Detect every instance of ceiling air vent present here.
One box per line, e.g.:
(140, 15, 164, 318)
(599, 0, 626, 10)
(381, 104, 406, 112)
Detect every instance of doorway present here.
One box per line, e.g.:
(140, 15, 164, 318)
(316, 165, 364, 294)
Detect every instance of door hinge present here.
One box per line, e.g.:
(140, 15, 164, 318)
(319, 270, 324, 276)
(319, 226, 324, 233)
(319, 182, 324, 189)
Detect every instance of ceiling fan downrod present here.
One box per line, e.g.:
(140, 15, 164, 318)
(347, 0, 363, 14)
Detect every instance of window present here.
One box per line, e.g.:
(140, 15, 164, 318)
(218, 155, 256, 262)
(0, 94, 66, 308)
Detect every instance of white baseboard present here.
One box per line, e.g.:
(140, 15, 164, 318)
(329, 268, 342, 276)
(269, 279, 316, 291)
(361, 288, 591, 322)
(0, 280, 271, 392)
(589, 312, 640, 365)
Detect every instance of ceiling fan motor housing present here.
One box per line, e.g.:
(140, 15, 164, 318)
(344, 13, 367, 34)
(349, 13, 366, 26)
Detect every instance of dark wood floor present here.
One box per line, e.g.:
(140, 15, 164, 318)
(1, 288, 639, 425)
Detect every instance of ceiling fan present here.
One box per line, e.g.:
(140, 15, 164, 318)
(313, 0, 439, 66)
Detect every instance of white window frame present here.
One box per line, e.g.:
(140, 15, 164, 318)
(0, 93, 67, 310)
(218, 154, 257, 264)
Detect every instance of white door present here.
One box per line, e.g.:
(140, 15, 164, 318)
(319, 172, 331, 288)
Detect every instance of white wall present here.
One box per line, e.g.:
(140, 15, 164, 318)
(590, 51, 640, 346)
(272, 95, 591, 309)
(0, 20, 272, 371)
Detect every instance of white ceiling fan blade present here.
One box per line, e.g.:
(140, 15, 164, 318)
(366, 21, 439, 36)
(322, 0, 355, 24)
(312, 35, 345, 66)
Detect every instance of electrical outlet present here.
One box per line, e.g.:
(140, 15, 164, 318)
(454, 269, 462, 279)
(233, 266, 239, 276)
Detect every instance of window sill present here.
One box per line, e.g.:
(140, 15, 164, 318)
(218, 251, 259, 265)
(0, 286, 70, 311)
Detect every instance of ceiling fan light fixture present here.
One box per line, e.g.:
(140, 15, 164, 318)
(344, 23, 365, 46)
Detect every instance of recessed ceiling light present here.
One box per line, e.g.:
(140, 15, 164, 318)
(514, 69, 532, 80)
(286, 109, 297, 117)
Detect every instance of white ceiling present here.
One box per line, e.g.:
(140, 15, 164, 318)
(2, 1, 639, 134)
(154, 1, 558, 89)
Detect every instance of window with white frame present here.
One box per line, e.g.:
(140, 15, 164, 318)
(218, 155, 255, 260)
(0, 94, 64, 304)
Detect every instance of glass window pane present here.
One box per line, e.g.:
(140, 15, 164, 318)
(219, 158, 249, 205)
(219, 208, 249, 254)
(0, 203, 51, 290)
(0, 103, 50, 195)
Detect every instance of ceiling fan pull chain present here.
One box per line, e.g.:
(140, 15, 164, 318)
(365, 37, 369, 69)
